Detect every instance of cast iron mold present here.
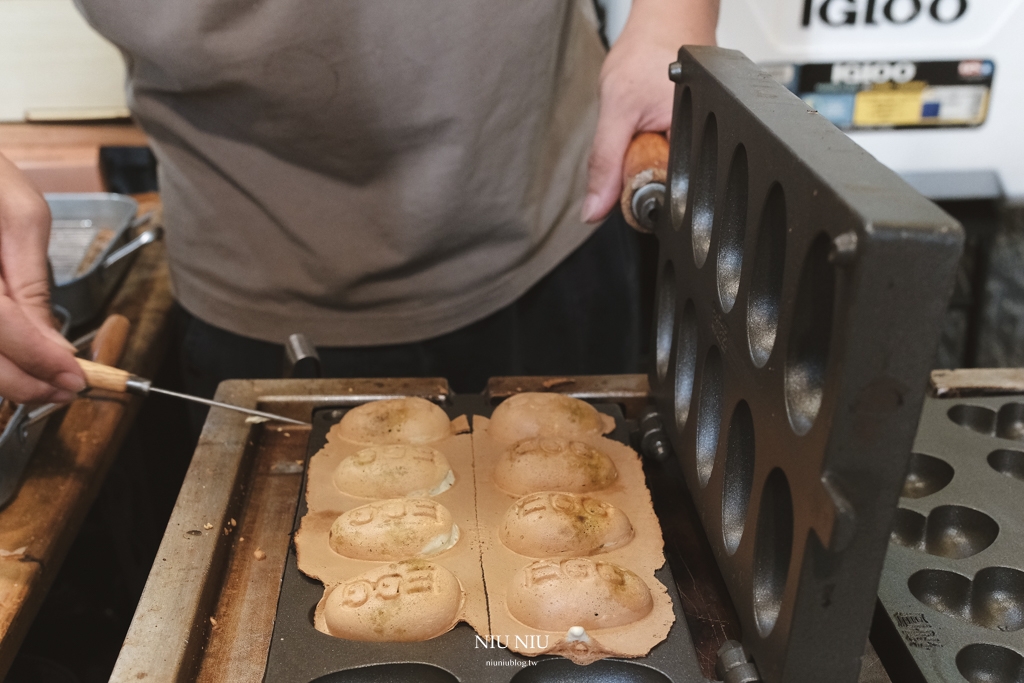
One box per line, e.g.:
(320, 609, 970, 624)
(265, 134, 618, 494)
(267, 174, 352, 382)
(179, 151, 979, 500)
(879, 395, 1024, 682)
(651, 47, 963, 683)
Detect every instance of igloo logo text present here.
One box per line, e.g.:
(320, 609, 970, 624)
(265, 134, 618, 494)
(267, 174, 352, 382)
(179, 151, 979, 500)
(831, 61, 918, 84)
(801, 0, 969, 27)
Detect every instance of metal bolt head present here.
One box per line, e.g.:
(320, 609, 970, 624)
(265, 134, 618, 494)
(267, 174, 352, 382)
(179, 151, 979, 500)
(715, 640, 761, 682)
(639, 408, 672, 461)
(641, 433, 672, 461)
(723, 664, 761, 683)
(668, 61, 684, 82)
(631, 182, 666, 233)
(285, 333, 322, 378)
(829, 231, 859, 266)
(716, 640, 750, 676)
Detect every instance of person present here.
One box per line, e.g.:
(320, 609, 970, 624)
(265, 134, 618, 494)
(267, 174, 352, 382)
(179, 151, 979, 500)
(0, 0, 718, 408)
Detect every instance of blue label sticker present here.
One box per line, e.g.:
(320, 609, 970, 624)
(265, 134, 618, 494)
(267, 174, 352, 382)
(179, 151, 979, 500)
(769, 59, 994, 130)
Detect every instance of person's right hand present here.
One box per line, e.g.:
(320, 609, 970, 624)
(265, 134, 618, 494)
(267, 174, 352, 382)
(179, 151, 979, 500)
(0, 153, 85, 404)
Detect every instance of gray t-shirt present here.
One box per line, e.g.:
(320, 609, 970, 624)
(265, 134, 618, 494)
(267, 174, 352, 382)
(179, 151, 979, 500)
(75, 0, 606, 345)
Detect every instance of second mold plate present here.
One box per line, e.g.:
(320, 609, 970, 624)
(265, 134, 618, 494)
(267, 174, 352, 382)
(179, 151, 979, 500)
(878, 394, 1024, 683)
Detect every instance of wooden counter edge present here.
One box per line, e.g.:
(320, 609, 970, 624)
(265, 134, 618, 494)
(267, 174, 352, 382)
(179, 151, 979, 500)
(0, 196, 173, 676)
(0, 122, 148, 149)
(931, 368, 1024, 397)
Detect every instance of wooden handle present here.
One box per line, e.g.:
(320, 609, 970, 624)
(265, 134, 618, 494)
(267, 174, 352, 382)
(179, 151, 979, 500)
(77, 358, 132, 393)
(620, 132, 670, 232)
(90, 314, 131, 366)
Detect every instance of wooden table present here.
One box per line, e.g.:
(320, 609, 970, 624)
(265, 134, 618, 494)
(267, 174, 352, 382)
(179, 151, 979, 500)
(0, 121, 148, 193)
(0, 193, 173, 677)
(0, 122, 147, 149)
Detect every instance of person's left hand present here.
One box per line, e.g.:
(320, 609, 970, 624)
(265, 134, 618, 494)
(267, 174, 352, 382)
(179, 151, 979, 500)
(581, 0, 719, 224)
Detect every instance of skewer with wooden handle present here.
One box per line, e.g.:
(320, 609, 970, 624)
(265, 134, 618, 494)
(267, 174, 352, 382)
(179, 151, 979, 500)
(22, 314, 132, 428)
(75, 358, 309, 426)
(621, 132, 670, 233)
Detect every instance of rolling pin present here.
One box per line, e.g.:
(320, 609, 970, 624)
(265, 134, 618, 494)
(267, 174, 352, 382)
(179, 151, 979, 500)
(621, 131, 670, 233)
(75, 358, 309, 426)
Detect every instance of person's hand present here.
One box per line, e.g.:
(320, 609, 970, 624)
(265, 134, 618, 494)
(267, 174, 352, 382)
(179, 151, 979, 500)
(0, 154, 85, 404)
(581, 0, 719, 223)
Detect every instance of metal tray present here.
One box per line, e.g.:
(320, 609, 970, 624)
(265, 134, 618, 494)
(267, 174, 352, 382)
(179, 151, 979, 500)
(263, 398, 705, 683)
(876, 393, 1024, 683)
(0, 306, 72, 508)
(46, 193, 160, 327)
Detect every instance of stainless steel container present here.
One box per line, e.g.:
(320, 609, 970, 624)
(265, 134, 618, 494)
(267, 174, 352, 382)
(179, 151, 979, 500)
(0, 306, 72, 508)
(47, 193, 160, 327)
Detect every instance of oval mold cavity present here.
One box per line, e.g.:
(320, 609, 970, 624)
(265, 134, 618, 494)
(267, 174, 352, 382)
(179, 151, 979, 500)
(948, 404, 996, 436)
(752, 468, 794, 637)
(511, 658, 672, 683)
(890, 505, 998, 559)
(695, 346, 724, 488)
(747, 184, 786, 368)
(669, 87, 693, 232)
(909, 568, 970, 618)
(691, 113, 718, 268)
(654, 262, 676, 383)
(717, 145, 748, 313)
(910, 567, 1024, 632)
(890, 508, 926, 549)
(997, 403, 1024, 441)
(989, 449, 1024, 480)
(311, 663, 459, 683)
(722, 401, 754, 553)
(956, 643, 1024, 683)
(902, 453, 954, 499)
(784, 233, 835, 435)
(674, 300, 699, 432)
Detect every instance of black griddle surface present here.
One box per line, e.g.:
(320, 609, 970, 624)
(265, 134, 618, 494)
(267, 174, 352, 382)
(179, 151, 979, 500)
(263, 395, 702, 683)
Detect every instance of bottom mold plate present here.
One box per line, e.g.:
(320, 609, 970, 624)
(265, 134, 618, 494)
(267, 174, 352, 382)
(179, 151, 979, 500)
(264, 396, 704, 683)
(877, 393, 1024, 683)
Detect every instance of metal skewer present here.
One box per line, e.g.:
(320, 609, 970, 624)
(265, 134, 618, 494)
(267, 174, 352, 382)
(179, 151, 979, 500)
(141, 385, 308, 426)
(76, 358, 310, 426)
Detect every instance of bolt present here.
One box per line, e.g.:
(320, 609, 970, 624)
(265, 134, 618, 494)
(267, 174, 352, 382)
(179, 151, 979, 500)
(722, 664, 760, 683)
(668, 61, 684, 82)
(829, 231, 859, 266)
(639, 409, 673, 461)
(716, 640, 761, 683)
(642, 433, 672, 461)
(631, 182, 665, 233)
